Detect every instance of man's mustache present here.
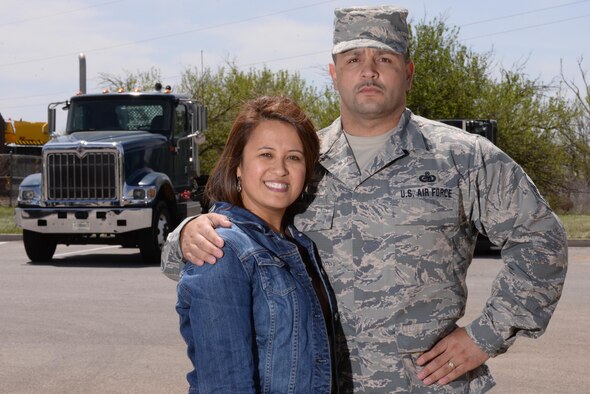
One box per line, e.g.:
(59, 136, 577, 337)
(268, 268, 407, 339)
(355, 81, 385, 92)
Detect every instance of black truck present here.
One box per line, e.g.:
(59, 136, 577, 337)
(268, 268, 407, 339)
(15, 87, 208, 263)
(439, 118, 499, 253)
(438, 119, 498, 145)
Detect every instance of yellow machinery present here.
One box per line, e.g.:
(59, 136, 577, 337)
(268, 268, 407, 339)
(1, 117, 49, 155)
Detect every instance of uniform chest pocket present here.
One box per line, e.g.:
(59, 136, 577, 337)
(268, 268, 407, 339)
(255, 253, 296, 296)
(389, 184, 460, 227)
(293, 202, 334, 232)
(293, 172, 337, 232)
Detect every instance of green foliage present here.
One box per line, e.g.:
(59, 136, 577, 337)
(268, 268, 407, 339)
(558, 214, 590, 239)
(407, 16, 583, 208)
(179, 63, 338, 173)
(556, 59, 590, 211)
(479, 70, 573, 207)
(407, 16, 492, 119)
(0, 207, 21, 234)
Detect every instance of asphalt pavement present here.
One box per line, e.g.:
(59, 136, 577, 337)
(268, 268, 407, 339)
(0, 241, 588, 393)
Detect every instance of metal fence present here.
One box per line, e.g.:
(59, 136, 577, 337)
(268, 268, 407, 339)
(0, 154, 42, 207)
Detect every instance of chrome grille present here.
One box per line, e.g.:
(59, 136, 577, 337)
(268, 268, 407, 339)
(46, 151, 118, 200)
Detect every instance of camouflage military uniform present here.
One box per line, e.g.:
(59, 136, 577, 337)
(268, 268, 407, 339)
(162, 109, 567, 392)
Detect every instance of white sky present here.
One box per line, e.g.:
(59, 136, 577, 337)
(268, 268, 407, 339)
(1, 0, 588, 124)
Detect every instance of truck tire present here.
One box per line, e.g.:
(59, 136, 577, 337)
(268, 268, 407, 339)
(23, 230, 57, 262)
(139, 201, 172, 264)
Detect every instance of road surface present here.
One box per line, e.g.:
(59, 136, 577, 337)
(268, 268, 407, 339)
(0, 242, 588, 393)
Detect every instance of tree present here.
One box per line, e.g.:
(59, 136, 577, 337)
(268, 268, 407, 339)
(476, 69, 573, 207)
(179, 62, 338, 173)
(98, 67, 162, 92)
(557, 58, 590, 212)
(407, 16, 578, 208)
(407, 16, 492, 119)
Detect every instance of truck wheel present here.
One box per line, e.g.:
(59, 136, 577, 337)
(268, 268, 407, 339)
(139, 201, 172, 264)
(23, 230, 57, 262)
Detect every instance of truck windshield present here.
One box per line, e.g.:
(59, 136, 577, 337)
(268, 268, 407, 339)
(66, 98, 171, 134)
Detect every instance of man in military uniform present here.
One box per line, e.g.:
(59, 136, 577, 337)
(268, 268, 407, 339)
(162, 6, 568, 392)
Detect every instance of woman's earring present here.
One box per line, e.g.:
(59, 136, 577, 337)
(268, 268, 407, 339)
(237, 177, 242, 193)
(300, 184, 308, 200)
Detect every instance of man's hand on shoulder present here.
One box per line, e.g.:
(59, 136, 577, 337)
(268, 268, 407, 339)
(180, 213, 231, 266)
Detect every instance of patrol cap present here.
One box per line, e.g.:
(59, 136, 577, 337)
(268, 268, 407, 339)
(332, 6, 409, 55)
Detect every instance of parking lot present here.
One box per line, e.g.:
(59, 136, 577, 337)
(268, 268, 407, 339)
(0, 240, 588, 393)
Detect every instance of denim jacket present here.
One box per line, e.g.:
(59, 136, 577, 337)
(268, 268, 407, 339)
(176, 202, 336, 393)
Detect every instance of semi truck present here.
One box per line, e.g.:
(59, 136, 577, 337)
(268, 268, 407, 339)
(15, 85, 208, 263)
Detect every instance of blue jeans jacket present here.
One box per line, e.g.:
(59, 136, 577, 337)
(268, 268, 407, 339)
(176, 202, 336, 393)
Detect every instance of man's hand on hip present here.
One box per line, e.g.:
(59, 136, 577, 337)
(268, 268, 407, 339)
(415, 327, 489, 386)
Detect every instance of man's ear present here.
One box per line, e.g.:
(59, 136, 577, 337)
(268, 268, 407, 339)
(405, 61, 415, 91)
(329, 63, 338, 92)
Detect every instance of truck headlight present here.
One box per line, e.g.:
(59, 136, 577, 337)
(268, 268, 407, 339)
(20, 189, 38, 202)
(124, 185, 157, 204)
(132, 189, 145, 199)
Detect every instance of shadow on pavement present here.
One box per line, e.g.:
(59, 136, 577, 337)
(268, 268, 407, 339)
(26, 252, 157, 268)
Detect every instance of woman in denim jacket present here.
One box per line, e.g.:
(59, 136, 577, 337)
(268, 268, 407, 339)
(176, 96, 337, 393)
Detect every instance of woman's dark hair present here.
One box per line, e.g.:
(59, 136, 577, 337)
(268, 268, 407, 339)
(205, 96, 319, 208)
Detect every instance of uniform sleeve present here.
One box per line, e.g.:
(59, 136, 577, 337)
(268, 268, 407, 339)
(465, 138, 568, 357)
(176, 247, 257, 392)
(161, 215, 198, 281)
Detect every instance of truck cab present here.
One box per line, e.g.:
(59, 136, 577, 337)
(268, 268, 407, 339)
(15, 88, 207, 263)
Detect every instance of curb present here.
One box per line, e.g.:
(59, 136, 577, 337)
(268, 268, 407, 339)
(567, 239, 590, 247)
(0, 234, 23, 242)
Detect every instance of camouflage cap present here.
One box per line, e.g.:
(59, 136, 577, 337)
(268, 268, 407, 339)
(332, 6, 409, 55)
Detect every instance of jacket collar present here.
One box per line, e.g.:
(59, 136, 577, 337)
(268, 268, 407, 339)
(211, 202, 274, 234)
(210, 202, 300, 252)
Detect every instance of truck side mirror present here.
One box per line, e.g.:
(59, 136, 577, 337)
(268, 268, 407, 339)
(48, 108, 56, 133)
(47, 101, 69, 135)
(175, 132, 206, 152)
(190, 103, 208, 133)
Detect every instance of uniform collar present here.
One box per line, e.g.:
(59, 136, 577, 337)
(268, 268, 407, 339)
(318, 109, 430, 187)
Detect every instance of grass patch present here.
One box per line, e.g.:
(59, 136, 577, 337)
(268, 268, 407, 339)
(0, 206, 588, 239)
(558, 214, 590, 240)
(0, 206, 22, 234)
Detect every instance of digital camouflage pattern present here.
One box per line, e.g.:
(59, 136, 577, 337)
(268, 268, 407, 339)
(332, 6, 409, 55)
(162, 223, 188, 281)
(162, 109, 568, 392)
(292, 110, 567, 392)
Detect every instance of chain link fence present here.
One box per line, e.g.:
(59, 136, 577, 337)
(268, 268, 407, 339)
(0, 154, 42, 207)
